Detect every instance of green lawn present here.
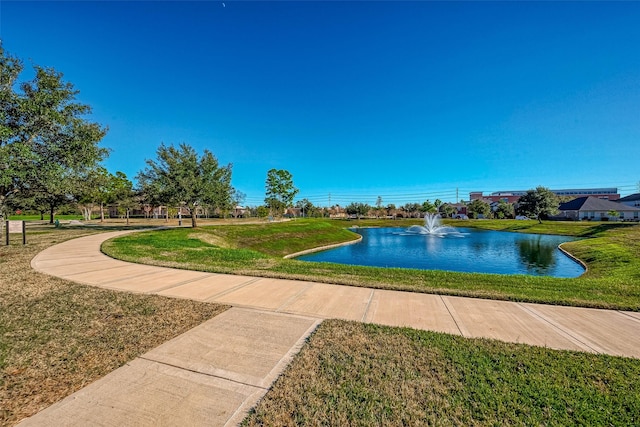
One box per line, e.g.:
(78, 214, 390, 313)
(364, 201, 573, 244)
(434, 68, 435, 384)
(244, 320, 640, 426)
(102, 218, 640, 310)
(4, 219, 638, 426)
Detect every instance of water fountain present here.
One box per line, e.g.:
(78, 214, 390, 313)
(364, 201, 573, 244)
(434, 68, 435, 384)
(406, 213, 462, 237)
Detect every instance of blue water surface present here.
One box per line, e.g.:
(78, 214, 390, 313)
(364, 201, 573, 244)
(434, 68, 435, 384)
(297, 227, 584, 278)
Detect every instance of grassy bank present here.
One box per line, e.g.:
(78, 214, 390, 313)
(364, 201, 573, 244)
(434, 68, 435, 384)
(244, 320, 640, 426)
(102, 219, 640, 310)
(0, 224, 227, 426)
(4, 219, 639, 426)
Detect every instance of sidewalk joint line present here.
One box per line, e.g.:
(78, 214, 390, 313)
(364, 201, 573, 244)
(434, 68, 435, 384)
(95, 268, 179, 286)
(62, 262, 149, 279)
(440, 295, 466, 337)
(150, 272, 214, 293)
(138, 356, 267, 391)
(361, 289, 375, 322)
(275, 282, 315, 312)
(617, 310, 640, 323)
(516, 303, 602, 354)
(203, 277, 263, 302)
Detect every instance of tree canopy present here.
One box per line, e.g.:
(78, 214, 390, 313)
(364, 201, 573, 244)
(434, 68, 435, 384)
(137, 143, 233, 227)
(345, 202, 371, 219)
(264, 169, 298, 217)
(466, 199, 491, 219)
(0, 44, 108, 222)
(517, 186, 560, 223)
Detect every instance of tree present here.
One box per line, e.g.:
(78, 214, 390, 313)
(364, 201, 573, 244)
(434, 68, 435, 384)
(264, 169, 298, 217)
(0, 45, 24, 223)
(420, 200, 437, 214)
(230, 189, 246, 218)
(494, 200, 515, 219)
(345, 202, 370, 219)
(111, 172, 134, 225)
(439, 203, 457, 218)
(295, 198, 317, 217)
(137, 143, 234, 228)
(467, 199, 491, 219)
(0, 45, 108, 223)
(255, 205, 270, 218)
(517, 186, 559, 223)
(607, 210, 619, 221)
(402, 202, 421, 218)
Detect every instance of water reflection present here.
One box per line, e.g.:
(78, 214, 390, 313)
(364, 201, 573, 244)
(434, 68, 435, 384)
(298, 227, 584, 278)
(516, 236, 557, 275)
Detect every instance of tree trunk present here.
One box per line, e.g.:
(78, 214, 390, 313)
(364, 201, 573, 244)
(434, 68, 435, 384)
(126, 208, 130, 225)
(100, 203, 104, 222)
(191, 209, 197, 228)
(49, 205, 55, 224)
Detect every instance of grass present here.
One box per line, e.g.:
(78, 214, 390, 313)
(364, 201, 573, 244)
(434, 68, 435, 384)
(244, 320, 640, 426)
(102, 218, 640, 310)
(3, 218, 640, 425)
(0, 223, 228, 426)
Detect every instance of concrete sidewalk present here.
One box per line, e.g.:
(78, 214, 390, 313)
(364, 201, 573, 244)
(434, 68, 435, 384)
(21, 230, 640, 425)
(19, 307, 321, 427)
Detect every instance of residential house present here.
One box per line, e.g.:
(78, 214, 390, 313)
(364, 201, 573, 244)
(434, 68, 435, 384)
(471, 188, 620, 204)
(616, 193, 640, 209)
(557, 196, 640, 221)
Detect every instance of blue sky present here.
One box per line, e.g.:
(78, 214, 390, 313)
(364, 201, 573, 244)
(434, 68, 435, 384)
(2, 1, 639, 206)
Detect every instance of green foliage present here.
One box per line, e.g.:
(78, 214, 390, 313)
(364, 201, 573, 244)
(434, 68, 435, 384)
(517, 186, 560, 223)
(494, 200, 515, 219)
(345, 202, 371, 218)
(75, 167, 132, 221)
(137, 143, 234, 227)
(466, 199, 491, 219)
(264, 169, 298, 217)
(0, 44, 108, 223)
(256, 205, 270, 218)
(439, 203, 457, 218)
(420, 200, 436, 213)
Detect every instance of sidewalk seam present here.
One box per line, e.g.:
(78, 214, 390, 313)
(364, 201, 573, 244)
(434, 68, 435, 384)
(361, 289, 375, 322)
(137, 356, 267, 391)
(148, 272, 214, 293)
(440, 295, 469, 337)
(516, 303, 603, 354)
(275, 282, 315, 312)
(617, 310, 640, 323)
(203, 277, 263, 302)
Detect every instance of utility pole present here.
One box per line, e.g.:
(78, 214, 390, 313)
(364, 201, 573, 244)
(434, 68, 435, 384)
(456, 187, 459, 204)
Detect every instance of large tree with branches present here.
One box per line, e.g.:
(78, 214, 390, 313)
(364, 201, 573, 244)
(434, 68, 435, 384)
(0, 44, 108, 223)
(137, 143, 233, 227)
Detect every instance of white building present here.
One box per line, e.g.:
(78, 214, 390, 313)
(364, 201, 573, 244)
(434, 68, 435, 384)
(557, 196, 640, 221)
(616, 193, 640, 209)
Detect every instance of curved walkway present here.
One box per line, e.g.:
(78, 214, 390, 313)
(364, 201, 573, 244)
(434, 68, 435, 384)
(21, 230, 640, 426)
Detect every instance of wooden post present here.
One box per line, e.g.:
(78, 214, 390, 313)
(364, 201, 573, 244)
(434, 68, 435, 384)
(6, 220, 26, 245)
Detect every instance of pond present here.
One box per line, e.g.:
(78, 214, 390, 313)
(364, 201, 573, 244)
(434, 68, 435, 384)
(296, 227, 585, 278)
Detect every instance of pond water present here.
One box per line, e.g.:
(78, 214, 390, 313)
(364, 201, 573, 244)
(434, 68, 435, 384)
(296, 227, 585, 278)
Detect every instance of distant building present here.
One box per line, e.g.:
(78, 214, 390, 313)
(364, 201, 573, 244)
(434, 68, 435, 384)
(616, 193, 640, 209)
(557, 196, 640, 221)
(470, 188, 620, 204)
